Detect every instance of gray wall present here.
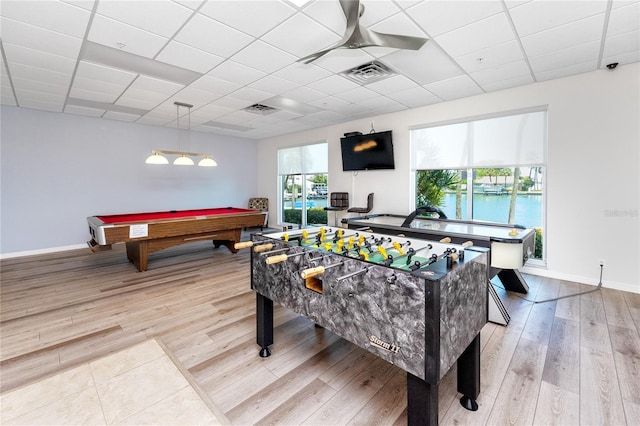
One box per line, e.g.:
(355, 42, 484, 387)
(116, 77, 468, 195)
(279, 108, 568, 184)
(0, 106, 259, 253)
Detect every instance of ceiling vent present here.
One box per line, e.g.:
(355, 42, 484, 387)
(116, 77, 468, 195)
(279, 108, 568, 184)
(341, 61, 395, 85)
(243, 103, 278, 115)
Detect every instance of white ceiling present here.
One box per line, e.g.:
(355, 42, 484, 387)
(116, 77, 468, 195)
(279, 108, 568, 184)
(1, 0, 638, 139)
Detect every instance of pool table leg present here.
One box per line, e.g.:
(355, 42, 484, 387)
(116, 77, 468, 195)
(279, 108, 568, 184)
(125, 241, 148, 272)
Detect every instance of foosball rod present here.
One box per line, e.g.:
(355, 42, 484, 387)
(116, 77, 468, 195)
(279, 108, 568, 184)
(300, 261, 344, 279)
(233, 241, 275, 252)
(335, 266, 370, 282)
(282, 227, 334, 241)
(265, 251, 307, 265)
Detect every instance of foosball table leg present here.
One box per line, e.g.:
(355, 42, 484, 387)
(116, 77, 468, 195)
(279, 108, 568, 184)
(256, 293, 273, 357)
(407, 372, 438, 425)
(457, 333, 481, 411)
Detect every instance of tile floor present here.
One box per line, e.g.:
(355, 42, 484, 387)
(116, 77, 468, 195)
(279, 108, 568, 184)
(0, 340, 228, 425)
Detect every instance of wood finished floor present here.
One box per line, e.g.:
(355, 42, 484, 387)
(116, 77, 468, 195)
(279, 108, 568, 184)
(1, 238, 639, 425)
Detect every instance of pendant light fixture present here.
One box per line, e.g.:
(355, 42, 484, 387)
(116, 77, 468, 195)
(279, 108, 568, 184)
(145, 102, 217, 167)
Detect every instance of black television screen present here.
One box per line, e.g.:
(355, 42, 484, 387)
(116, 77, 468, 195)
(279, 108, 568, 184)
(340, 131, 395, 171)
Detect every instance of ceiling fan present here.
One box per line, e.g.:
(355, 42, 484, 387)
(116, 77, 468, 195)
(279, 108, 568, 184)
(298, 0, 428, 64)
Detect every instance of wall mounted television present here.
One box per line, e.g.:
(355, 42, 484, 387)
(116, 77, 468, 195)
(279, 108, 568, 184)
(340, 130, 395, 171)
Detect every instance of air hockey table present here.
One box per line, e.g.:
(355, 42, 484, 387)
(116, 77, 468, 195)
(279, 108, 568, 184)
(343, 211, 536, 325)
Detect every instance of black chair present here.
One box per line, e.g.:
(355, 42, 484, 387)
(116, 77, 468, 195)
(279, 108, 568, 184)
(347, 193, 374, 216)
(324, 192, 349, 226)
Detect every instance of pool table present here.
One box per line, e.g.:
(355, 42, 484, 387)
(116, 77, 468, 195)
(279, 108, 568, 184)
(87, 207, 267, 271)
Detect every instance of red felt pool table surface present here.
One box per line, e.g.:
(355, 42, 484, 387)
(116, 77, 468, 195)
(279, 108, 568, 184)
(96, 207, 257, 224)
(87, 207, 266, 272)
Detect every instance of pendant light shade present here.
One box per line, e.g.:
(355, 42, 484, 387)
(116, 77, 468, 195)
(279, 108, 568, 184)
(145, 152, 169, 164)
(145, 102, 217, 167)
(173, 155, 195, 166)
(198, 157, 217, 167)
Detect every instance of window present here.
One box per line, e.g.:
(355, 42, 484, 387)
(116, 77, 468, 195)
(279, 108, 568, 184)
(411, 109, 546, 260)
(278, 142, 328, 227)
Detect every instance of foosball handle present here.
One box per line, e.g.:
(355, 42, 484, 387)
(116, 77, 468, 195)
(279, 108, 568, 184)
(301, 266, 325, 279)
(265, 254, 288, 264)
(440, 237, 452, 243)
(234, 241, 254, 249)
(462, 241, 473, 247)
(253, 243, 274, 253)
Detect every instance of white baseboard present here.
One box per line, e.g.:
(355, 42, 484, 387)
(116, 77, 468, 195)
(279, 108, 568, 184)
(521, 265, 638, 294)
(0, 244, 87, 259)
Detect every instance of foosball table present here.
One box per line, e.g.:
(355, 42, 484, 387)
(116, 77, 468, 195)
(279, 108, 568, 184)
(237, 227, 489, 424)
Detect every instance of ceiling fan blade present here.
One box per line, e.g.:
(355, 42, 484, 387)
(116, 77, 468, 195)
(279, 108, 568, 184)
(297, 48, 335, 64)
(367, 30, 428, 51)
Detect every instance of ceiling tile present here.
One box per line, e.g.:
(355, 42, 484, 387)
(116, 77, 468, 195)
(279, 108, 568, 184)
(88, 14, 168, 58)
(64, 104, 105, 117)
(116, 88, 169, 110)
(482, 73, 534, 92)
(281, 85, 327, 103)
(535, 60, 597, 81)
(385, 86, 441, 108)
(521, 13, 605, 57)
(174, 13, 254, 58)
(96, 0, 193, 38)
(602, 30, 640, 63)
(199, 0, 296, 37)
(529, 40, 600, 73)
(3, 43, 76, 75)
(188, 75, 241, 97)
(272, 62, 333, 85)
(166, 86, 222, 108)
(469, 59, 531, 86)
(15, 87, 66, 104)
(17, 97, 63, 112)
(333, 86, 378, 103)
(301, 0, 345, 34)
(307, 74, 360, 95)
(0, 0, 90, 38)
(261, 13, 341, 58)
(249, 75, 300, 96)
(607, 2, 640, 37)
(207, 61, 266, 86)
(12, 76, 68, 96)
(5, 63, 72, 87)
(172, 0, 205, 10)
(365, 75, 419, 95)
(0, 17, 82, 60)
(75, 61, 137, 86)
(68, 86, 119, 103)
(435, 13, 515, 57)
(509, 0, 608, 37)
(231, 40, 298, 74)
(383, 42, 464, 85)
(128, 75, 184, 95)
(71, 76, 129, 97)
(2, 92, 18, 106)
(228, 86, 273, 104)
(455, 40, 524, 74)
(103, 111, 141, 122)
(423, 75, 483, 101)
(156, 41, 224, 74)
(408, 0, 504, 37)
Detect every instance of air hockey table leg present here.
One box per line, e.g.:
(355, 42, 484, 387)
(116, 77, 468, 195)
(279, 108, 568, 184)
(256, 293, 273, 357)
(497, 268, 529, 294)
(457, 333, 481, 411)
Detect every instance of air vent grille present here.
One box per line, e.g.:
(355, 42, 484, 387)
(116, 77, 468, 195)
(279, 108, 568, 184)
(243, 103, 278, 115)
(341, 61, 395, 85)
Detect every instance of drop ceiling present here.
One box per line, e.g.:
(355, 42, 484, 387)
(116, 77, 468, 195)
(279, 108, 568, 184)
(1, 0, 638, 139)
